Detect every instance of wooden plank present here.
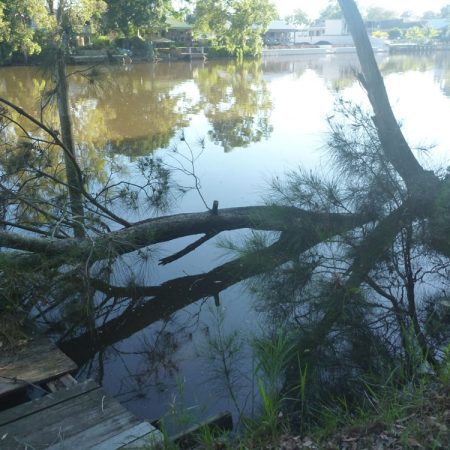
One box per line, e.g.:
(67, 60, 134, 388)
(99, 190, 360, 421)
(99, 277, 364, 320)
(91, 422, 159, 450)
(45, 411, 138, 450)
(0, 336, 77, 398)
(0, 384, 150, 449)
(0, 379, 98, 427)
(120, 429, 164, 449)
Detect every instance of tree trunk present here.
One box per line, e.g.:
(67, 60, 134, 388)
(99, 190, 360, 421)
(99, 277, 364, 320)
(0, 206, 368, 261)
(55, 48, 85, 238)
(337, 0, 438, 197)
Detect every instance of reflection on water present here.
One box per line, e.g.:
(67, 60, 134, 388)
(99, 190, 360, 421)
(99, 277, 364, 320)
(1, 52, 450, 427)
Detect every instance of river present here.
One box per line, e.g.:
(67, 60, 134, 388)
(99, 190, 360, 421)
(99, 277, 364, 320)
(1, 52, 450, 429)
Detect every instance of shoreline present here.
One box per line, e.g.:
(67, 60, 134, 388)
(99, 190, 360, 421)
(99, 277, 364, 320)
(3, 46, 450, 68)
(262, 45, 388, 57)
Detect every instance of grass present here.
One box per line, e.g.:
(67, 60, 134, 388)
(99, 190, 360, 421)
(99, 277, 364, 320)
(0, 314, 28, 351)
(150, 338, 450, 449)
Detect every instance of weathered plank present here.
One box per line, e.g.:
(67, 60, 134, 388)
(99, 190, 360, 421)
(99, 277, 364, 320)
(0, 379, 98, 427)
(91, 422, 160, 449)
(0, 381, 163, 449)
(120, 429, 164, 449)
(0, 387, 125, 448)
(0, 336, 77, 397)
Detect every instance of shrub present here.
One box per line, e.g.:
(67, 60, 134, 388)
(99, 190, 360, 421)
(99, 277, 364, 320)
(91, 35, 111, 49)
(207, 46, 234, 58)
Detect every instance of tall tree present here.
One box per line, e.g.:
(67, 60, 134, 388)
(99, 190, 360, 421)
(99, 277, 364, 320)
(318, 1, 343, 21)
(286, 8, 309, 26)
(365, 6, 396, 21)
(0, 0, 50, 62)
(104, 0, 172, 37)
(46, 1, 106, 237)
(422, 11, 439, 19)
(440, 4, 450, 18)
(194, 0, 276, 57)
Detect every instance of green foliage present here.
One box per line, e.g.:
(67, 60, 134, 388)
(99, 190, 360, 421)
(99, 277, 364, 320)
(58, 0, 107, 35)
(199, 307, 246, 417)
(104, 0, 172, 37)
(91, 35, 112, 49)
(253, 331, 295, 393)
(429, 178, 450, 255)
(206, 46, 234, 58)
(372, 30, 389, 40)
(441, 343, 450, 383)
(441, 5, 450, 18)
(422, 10, 439, 20)
(0, 0, 50, 63)
(318, 1, 343, 21)
(404, 26, 440, 43)
(115, 36, 148, 52)
(0, 0, 107, 64)
(193, 0, 276, 57)
(285, 9, 309, 26)
(365, 6, 396, 21)
(388, 28, 403, 40)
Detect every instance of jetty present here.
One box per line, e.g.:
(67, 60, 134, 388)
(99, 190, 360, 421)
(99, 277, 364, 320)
(0, 336, 163, 449)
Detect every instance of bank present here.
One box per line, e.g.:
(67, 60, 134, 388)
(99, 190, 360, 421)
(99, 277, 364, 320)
(262, 45, 388, 57)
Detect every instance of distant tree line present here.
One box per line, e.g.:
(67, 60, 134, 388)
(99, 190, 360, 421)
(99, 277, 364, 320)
(286, 1, 450, 45)
(0, 0, 279, 63)
(2, 1, 450, 64)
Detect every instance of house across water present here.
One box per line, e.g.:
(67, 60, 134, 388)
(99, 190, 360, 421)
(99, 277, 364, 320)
(263, 19, 388, 55)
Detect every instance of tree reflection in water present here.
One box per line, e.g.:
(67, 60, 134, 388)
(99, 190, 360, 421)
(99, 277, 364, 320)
(1, 52, 450, 427)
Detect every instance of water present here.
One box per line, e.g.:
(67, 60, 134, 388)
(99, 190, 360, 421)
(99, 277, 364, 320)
(1, 52, 450, 427)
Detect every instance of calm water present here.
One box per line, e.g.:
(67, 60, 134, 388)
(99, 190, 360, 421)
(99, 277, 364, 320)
(1, 52, 450, 426)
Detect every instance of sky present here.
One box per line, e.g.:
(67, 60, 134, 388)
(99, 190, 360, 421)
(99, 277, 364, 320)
(275, 1, 450, 20)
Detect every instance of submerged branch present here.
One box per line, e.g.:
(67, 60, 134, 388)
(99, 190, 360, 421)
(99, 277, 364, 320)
(158, 232, 216, 265)
(61, 206, 363, 363)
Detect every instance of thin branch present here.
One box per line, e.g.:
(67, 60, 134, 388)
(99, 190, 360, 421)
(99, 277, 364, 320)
(159, 232, 216, 265)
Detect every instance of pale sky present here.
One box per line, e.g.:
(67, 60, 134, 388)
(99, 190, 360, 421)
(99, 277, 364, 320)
(275, 1, 450, 19)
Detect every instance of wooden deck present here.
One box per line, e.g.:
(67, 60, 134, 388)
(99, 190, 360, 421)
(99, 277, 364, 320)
(0, 379, 163, 449)
(0, 336, 163, 449)
(0, 336, 77, 398)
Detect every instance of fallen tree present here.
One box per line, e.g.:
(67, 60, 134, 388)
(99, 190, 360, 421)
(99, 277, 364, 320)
(1, 0, 449, 371)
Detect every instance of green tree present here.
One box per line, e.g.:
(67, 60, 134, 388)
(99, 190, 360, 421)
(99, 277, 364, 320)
(388, 28, 403, 40)
(422, 11, 439, 19)
(440, 5, 450, 18)
(286, 8, 309, 26)
(318, 1, 342, 21)
(401, 10, 413, 19)
(365, 6, 396, 21)
(404, 26, 439, 43)
(372, 30, 389, 40)
(104, 0, 172, 38)
(0, 0, 50, 62)
(194, 0, 276, 57)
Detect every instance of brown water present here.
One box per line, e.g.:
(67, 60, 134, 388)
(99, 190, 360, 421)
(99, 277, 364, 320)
(1, 52, 450, 427)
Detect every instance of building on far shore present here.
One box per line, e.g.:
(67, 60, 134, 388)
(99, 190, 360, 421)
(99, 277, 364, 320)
(160, 19, 194, 45)
(424, 18, 450, 31)
(294, 19, 387, 51)
(264, 20, 302, 45)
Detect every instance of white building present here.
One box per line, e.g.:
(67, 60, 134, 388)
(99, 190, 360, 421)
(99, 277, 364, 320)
(295, 19, 387, 51)
(264, 20, 301, 45)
